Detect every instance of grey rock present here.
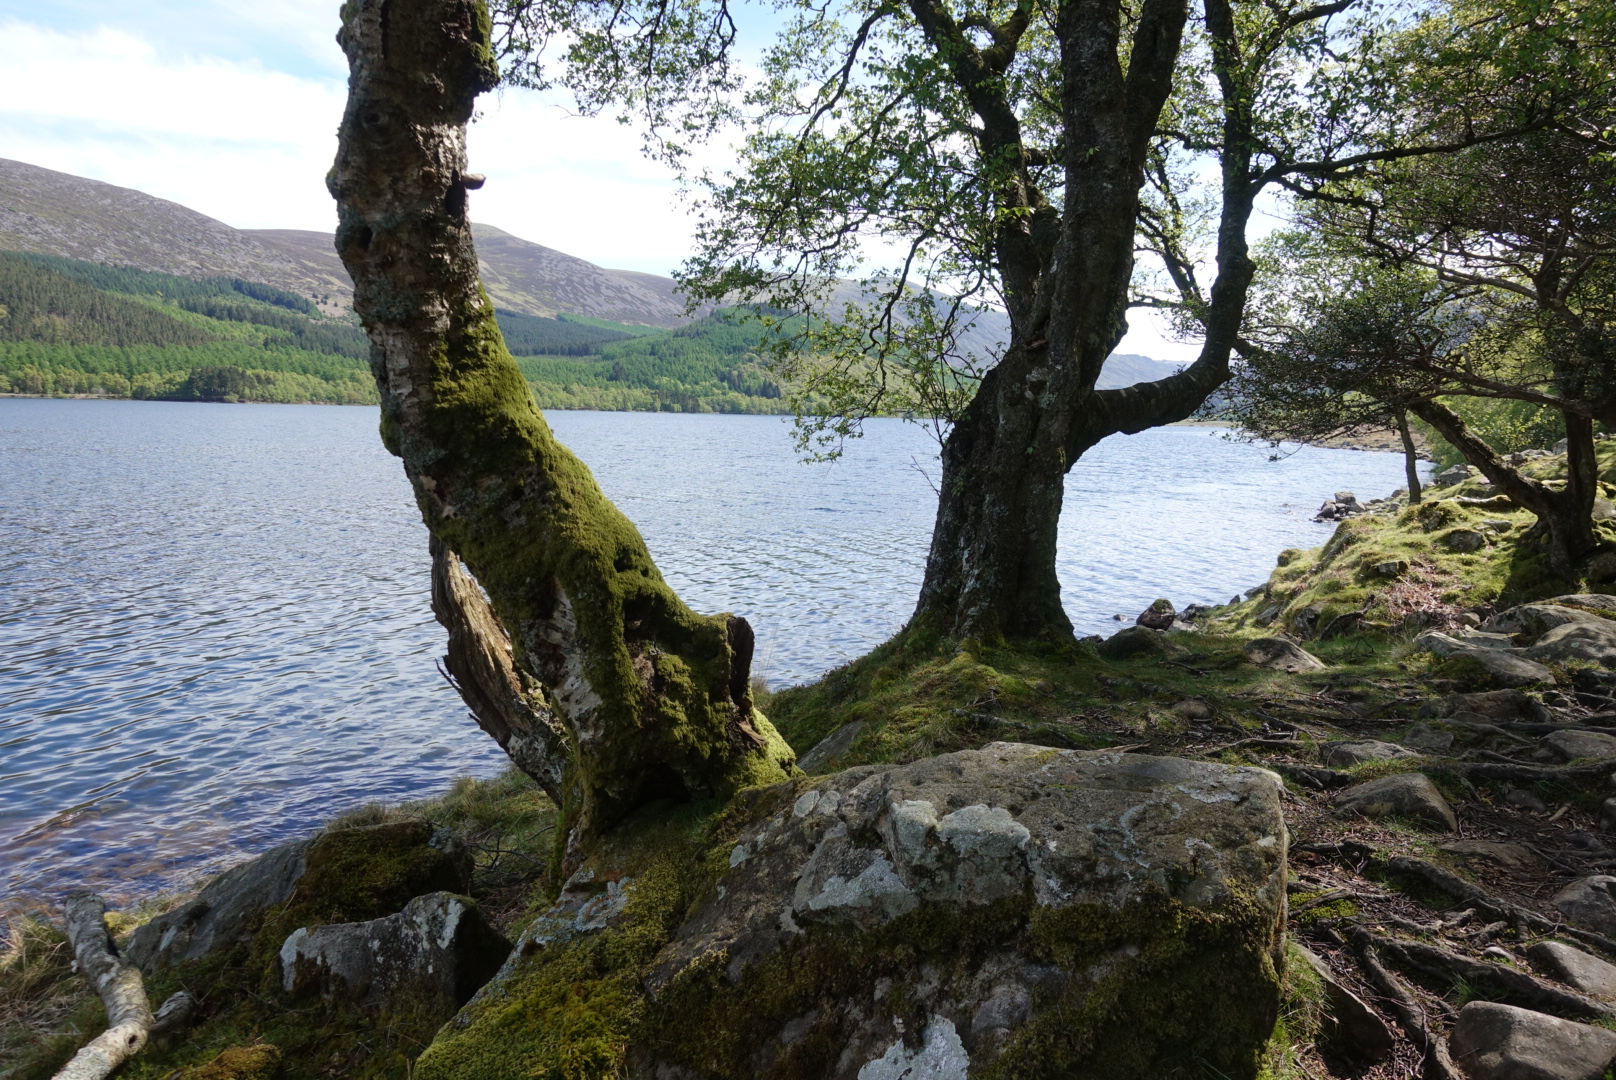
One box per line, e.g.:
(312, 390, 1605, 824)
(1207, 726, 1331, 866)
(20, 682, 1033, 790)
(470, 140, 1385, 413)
(1135, 598, 1177, 630)
(1290, 604, 1327, 639)
(1446, 528, 1489, 552)
(1171, 699, 1214, 721)
(127, 839, 309, 972)
(1098, 625, 1189, 660)
(1434, 464, 1475, 486)
(1484, 603, 1603, 644)
(1506, 786, 1552, 813)
(1371, 559, 1410, 578)
(465, 744, 1287, 1079)
(1334, 773, 1458, 831)
(1439, 840, 1547, 874)
(1555, 877, 1616, 939)
(1526, 621, 1616, 667)
(1292, 945, 1393, 1062)
(281, 892, 510, 1014)
(127, 821, 472, 974)
(1413, 633, 1555, 687)
(799, 721, 865, 774)
(1322, 740, 1420, 768)
(1544, 730, 1616, 763)
(1526, 941, 1616, 1000)
(1403, 723, 1456, 753)
(1482, 518, 1515, 533)
(1450, 1000, 1616, 1080)
(1420, 689, 1550, 723)
(1244, 637, 1326, 673)
(1601, 798, 1616, 834)
(1596, 498, 1616, 522)
(1255, 602, 1282, 625)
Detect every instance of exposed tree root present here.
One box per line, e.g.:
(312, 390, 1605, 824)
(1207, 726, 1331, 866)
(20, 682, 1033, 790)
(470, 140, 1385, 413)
(1367, 932, 1612, 1020)
(1346, 929, 1463, 1080)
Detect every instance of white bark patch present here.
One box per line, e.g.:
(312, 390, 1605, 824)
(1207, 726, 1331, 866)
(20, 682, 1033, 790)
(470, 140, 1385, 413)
(857, 1016, 970, 1080)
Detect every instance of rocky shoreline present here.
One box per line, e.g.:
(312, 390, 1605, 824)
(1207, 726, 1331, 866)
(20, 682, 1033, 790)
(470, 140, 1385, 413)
(11, 443, 1616, 1079)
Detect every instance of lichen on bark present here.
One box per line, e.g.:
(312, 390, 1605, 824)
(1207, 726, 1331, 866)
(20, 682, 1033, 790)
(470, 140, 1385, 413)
(328, 0, 793, 846)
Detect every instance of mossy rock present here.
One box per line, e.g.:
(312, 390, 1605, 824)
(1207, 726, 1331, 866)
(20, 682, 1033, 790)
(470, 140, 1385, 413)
(273, 820, 472, 931)
(169, 1043, 282, 1080)
(418, 745, 1286, 1080)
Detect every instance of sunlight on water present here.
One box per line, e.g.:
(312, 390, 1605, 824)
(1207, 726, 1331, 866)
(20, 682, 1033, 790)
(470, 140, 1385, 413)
(0, 399, 1420, 912)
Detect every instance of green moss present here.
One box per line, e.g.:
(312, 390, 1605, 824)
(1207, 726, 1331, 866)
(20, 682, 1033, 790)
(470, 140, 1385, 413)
(413, 797, 749, 1080)
(401, 280, 795, 838)
(420, 796, 1279, 1080)
(170, 1043, 283, 1080)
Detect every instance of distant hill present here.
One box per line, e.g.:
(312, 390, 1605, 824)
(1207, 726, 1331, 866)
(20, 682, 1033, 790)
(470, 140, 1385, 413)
(0, 158, 701, 327)
(1098, 352, 1184, 389)
(0, 157, 1186, 409)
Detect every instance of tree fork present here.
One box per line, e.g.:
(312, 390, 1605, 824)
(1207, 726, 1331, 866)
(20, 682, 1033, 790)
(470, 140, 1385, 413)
(330, 0, 793, 846)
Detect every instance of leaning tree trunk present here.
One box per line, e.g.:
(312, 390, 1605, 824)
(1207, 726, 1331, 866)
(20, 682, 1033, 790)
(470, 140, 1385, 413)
(1397, 410, 1423, 505)
(330, 0, 793, 847)
(1412, 400, 1599, 573)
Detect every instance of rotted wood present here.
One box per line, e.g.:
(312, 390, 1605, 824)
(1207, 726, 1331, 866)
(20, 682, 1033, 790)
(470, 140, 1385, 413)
(430, 536, 568, 804)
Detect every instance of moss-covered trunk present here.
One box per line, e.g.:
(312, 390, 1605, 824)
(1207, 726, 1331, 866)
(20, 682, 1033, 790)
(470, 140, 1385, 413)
(328, 0, 793, 848)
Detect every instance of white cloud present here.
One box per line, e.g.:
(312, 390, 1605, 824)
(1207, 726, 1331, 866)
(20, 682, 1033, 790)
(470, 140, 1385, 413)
(0, 20, 345, 231)
(465, 92, 710, 276)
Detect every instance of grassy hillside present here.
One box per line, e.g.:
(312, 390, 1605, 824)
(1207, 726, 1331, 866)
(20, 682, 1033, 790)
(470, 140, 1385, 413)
(0, 252, 376, 404)
(0, 252, 794, 412)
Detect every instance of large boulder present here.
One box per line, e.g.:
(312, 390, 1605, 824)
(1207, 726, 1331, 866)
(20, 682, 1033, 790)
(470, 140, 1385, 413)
(421, 744, 1288, 1080)
(1554, 877, 1616, 939)
(1334, 773, 1458, 832)
(1413, 633, 1554, 687)
(128, 821, 473, 973)
(1526, 621, 1616, 668)
(281, 892, 511, 1015)
(1244, 637, 1326, 673)
(126, 839, 310, 973)
(1484, 603, 1605, 644)
(1526, 941, 1616, 1000)
(1450, 1001, 1616, 1080)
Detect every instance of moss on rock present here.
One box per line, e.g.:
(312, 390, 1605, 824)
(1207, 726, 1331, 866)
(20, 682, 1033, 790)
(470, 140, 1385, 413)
(169, 1043, 283, 1080)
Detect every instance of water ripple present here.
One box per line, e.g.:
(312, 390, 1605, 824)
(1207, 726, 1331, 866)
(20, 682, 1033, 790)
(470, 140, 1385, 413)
(0, 400, 1418, 913)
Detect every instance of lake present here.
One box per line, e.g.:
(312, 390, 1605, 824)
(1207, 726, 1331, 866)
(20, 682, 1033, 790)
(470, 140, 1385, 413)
(0, 398, 1421, 913)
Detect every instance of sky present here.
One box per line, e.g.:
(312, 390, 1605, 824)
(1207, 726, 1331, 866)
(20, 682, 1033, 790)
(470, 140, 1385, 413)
(0, 0, 1198, 362)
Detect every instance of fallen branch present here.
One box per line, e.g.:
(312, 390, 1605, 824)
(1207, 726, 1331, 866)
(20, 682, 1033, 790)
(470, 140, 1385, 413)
(51, 894, 199, 1080)
(53, 892, 154, 1080)
(1347, 930, 1463, 1080)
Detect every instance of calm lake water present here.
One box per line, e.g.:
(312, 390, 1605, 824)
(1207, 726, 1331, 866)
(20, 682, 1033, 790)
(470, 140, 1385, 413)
(0, 398, 1421, 912)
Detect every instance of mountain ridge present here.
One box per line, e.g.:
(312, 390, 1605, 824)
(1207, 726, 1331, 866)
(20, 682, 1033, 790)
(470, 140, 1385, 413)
(0, 156, 1183, 389)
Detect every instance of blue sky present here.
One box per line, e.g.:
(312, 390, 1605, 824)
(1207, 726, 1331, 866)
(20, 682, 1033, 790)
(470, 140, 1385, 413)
(0, 0, 1194, 360)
